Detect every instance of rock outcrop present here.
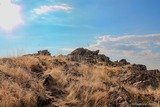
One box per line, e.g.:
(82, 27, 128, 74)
(38, 50, 51, 56)
(67, 48, 112, 64)
(1, 48, 159, 107)
(128, 64, 147, 72)
(123, 69, 160, 89)
(24, 50, 51, 56)
(119, 59, 130, 66)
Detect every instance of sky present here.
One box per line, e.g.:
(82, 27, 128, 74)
(0, 0, 160, 69)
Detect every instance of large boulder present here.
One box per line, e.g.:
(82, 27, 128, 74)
(67, 48, 111, 64)
(119, 59, 130, 66)
(68, 48, 99, 62)
(112, 59, 130, 67)
(38, 50, 51, 56)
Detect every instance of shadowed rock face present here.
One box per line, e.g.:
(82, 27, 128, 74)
(119, 59, 130, 66)
(38, 50, 51, 56)
(67, 48, 111, 64)
(128, 64, 147, 71)
(30, 63, 43, 73)
(123, 69, 160, 89)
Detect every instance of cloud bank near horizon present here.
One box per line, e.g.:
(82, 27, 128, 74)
(62, 34, 160, 69)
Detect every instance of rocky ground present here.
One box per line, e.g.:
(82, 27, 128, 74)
(0, 48, 160, 107)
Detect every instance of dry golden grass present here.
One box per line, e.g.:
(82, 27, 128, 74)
(0, 55, 159, 107)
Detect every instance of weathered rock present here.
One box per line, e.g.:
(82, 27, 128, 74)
(69, 71, 83, 77)
(70, 48, 99, 56)
(37, 96, 52, 107)
(67, 48, 112, 64)
(128, 64, 147, 71)
(148, 69, 160, 81)
(119, 59, 130, 65)
(112, 59, 130, 67)
(97, 54, 110, 62)
(43, 75, 65, 98)
(108, 86, 131, 106)
(38, 50, 51, 56)
(103, 81, 117, 88)
(50, 88, 65, 98)
(52, 59, 66, 66)
(30, 63, 43, 73)
(43, 75, 57, 89)
(23, 50, 51, 56)
(73, 62, 80, 67)
(67, 48, 98, 63)
(136, 94, 155, 104)
(120, 101, 131, 107)
(123, 70, 160, 89)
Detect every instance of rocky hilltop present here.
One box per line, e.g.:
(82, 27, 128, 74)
(0, 48, 159, 107)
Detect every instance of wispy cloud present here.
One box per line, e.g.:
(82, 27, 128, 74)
(32, 4, 72, 15)
(61, 48, 75, 52)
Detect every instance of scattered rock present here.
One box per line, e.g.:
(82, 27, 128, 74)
(43, 75, 57, 89)
(43, 75, 65, 98)
(24, 50, 51, 56)
(0, 48, 159, 107)
(73, 62, 80, 67)
(108, 86, 131, 106)
(50, 88, 65, 98)
(112, 59, 130, 67)
(123, 70, 160, 89)
(30, 63, 43, 73)
(52, 59, 67, 66)
(128, 64, 147, 71)
(136, 94, 155, 104)
(69, 71, 83, 77)
(37, 96, 52, 107)
(120, 101, 131, 107)
(103, 82, 112, 87)
(97, 54, 111, 64)
(148, 69, 160, 82)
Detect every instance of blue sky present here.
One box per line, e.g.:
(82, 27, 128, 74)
(0, 0, 160, 69)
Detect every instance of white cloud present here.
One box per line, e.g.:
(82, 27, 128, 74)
(88, 34, 160, 69)
(61, 48, 75, 52)
(32, 4, 72, 15)
(0, 0, 24, 32)
(156, 42, 160, 46)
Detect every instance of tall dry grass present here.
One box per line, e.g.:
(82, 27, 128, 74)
(0, 55, 159, 106)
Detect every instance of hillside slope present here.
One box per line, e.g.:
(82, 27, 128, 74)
(0, 48, 160, 107)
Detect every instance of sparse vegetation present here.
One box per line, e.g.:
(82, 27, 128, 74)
(0, 49, 160, 107)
